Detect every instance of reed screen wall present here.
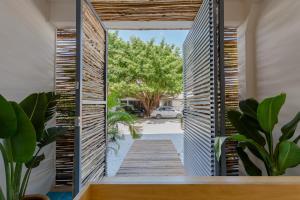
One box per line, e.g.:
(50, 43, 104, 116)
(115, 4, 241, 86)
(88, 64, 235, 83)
(55, 29, 77, 188)
(224, 28, 239, 175)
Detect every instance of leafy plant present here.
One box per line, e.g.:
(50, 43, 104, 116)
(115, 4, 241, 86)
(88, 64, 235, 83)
(215, 93, 300, 176)
(107, 93, 141, 152)
(108, 32, 183, 116)
(0, 92, 66, 200)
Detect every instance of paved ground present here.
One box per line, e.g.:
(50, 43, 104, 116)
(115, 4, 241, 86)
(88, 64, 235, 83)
(106, 118, 183, 176)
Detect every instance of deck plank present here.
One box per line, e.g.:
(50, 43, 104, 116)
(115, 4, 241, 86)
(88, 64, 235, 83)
(116, 140, 185, 176)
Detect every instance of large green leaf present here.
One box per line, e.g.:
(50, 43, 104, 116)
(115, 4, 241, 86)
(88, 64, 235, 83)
(278, 141, 300, 172)
(240, 116, 266, 146)
(25, 154, 45, 169)
(228, 134, 271, 167)
(227, 110, 266, 146)
(214, 137, 227, 161)
(38, 127, 66, 148)
(20, 93, 48, 141)
(0, 95, 17, 138)
(294, 135, 300, 144)
(280, 112, 300, 142)
(257, 93, 286, 134)
(237, 146, 262, 176)
(10, 102, 36, 163)
(239, 98, 259, 120)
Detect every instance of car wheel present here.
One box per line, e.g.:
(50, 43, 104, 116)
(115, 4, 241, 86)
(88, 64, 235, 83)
(176, 114, 182, 119)
(156, 114, 162, 119)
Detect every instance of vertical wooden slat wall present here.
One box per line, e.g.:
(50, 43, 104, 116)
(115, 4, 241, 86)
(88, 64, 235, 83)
(183, 0, 217, 176)
(55, 29, 77, 188)
(224, 28, 239, 175)
(81, 1, 107, 186)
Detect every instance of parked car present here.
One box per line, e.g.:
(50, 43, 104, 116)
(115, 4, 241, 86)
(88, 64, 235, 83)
(150, 106, 182, 119)
(116, 105, 144, 117)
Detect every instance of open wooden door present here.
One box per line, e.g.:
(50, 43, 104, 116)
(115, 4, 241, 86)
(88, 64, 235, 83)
(183, 0, 226, 176)
(74, 0, 108, 195)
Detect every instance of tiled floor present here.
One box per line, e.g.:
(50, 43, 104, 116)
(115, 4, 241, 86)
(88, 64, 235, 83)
(47, 192, 72, 200)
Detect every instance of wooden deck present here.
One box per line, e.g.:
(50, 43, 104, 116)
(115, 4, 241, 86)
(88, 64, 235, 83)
(116, 140, 185, 176)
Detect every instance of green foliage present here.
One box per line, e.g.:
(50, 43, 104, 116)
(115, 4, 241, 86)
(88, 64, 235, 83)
(38, 127, 66, 148)
(236, 146, 262, 176)
(107, 91, 120, 110)
(25, 154, 45, 169)
(215, 93, 300, 176)
(107, 93, 141, 152)
(0, 92, 66, 200)
(10, 102, 36, 163)
(278, 141, 300, 172)
(0, 95, 17, 138)
(20, 93, 48, 141)
(257, 93, 286, 134)
(45, 92, 60, 122)
(280, 112, 300, 142)
(108, 32, 183, 115)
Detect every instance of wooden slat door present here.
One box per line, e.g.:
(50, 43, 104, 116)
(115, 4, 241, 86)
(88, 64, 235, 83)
(183, 0, 225, 176)
(74, 0, 108, 195)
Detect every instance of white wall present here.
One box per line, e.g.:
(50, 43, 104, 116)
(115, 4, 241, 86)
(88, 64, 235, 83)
(237, 0, 262, 99)
(224, 0, 248, 27)
(237, 0, 300, 175)
(0, 0, 56, 195)
(49, 0, 76, 28)
(255, 0, 300, 175)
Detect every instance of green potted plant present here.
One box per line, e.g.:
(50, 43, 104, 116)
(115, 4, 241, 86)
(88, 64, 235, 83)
(0, 92, 66, 200)
(215, 93, 300, 176)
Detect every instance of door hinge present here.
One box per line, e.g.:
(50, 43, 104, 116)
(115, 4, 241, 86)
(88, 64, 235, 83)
(75, 116, 81, 127)
(76, 81, 80, 90)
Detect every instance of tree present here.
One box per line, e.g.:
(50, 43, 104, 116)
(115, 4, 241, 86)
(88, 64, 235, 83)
(108, 32, 183, 116)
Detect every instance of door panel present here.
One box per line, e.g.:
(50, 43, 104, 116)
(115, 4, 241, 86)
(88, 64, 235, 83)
(74, 0, 107, 195)
(183, 0, 225, 176)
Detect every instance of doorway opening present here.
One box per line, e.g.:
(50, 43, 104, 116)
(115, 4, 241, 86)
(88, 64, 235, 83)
(54, 0, 239, 195)
(106, 30, 188, 177)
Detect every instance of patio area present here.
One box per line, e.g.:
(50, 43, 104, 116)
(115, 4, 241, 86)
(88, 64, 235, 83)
(107, 118, 184, 176)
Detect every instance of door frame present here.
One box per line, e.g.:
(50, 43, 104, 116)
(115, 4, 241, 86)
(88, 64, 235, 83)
(74, 0, 226, 195)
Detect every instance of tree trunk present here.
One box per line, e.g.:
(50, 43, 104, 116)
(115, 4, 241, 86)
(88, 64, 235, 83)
(138, 93, 161, 117)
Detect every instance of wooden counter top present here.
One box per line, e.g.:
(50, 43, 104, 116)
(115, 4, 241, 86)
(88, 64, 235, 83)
(75, 176, 300, 200)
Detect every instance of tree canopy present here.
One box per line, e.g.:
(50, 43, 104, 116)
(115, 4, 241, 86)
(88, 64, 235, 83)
(108, 32, 183, 115)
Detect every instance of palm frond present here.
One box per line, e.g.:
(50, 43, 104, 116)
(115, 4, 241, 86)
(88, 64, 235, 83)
(108, 111, 135, 126)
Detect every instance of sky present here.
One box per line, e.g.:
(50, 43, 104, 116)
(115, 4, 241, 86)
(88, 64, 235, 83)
(111, 30, 189, 50)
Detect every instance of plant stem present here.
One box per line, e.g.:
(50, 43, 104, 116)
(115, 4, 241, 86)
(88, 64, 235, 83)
(0, 186, 5, 200)
(14, 162, 22, 199)
(19, 148, 42, 198)
(265, 133, 275, 176)
(4, 139, 15, 196)
(20, 167, 31, 198)
(0, 143, 11, 200)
